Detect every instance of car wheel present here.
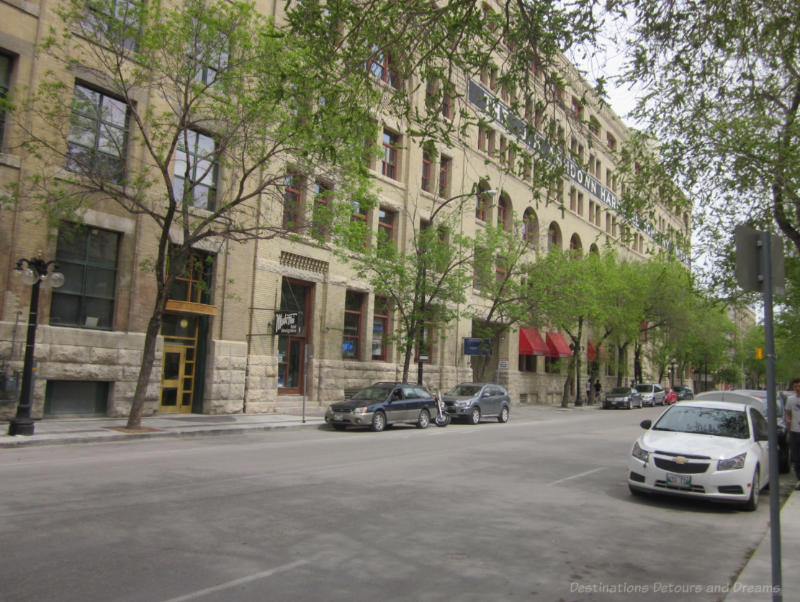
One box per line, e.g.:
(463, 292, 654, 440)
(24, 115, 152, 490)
(371, 411, 386, 432)
(417, 409, 430, 429)
(332, 424, 347, 431)
(468, 406, 481, 425)
(743, 468, 760, 511)
(498, 406, 510, 423)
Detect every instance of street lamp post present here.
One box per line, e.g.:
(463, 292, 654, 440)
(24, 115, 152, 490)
(416, 187, 497, 385)
(8, 255, 65, 436)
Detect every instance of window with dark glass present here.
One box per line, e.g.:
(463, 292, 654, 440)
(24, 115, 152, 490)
(84, 0, 142, 50)
(523, 209, 537, 246)
(348, 200, 368, 251)
(312, 181, 332, 240)
(421, 149, 433, 192)
(51, 223, 120, 330)
(0, 53, 12, 146)
(497, 195, 509, 230)
(367, 44, 399, 88)
(173, 129, 217, 211)
(283, 172, 303, 230)
(476, 194, 487, 222)
(343, 291, 364, 359)
(168, 250, 214, 304)
(438, 156, 451, 198)
(66, 84, 128, 183)
(381, 129, 399, 179)
(372, 296, 390, 361)
(378, 208, 395, 248)
(415, 323, 434, 364)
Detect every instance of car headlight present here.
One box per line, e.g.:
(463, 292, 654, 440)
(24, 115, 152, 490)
(352, 407, 369, 415)
(632, 441, 649, 463)
(718, 453, 746, 471)
(455, 400, 471, 407)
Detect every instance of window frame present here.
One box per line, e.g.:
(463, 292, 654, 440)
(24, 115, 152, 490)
(283, 172, 304, 231)
(0, 53, 12, 147)
(67, 83, 129, 184)
(421, 149, 433, 192)
(438, 155, 452, 198)
(173, 128, 218, 211)
(377, 207, 396, 248)
(343, 290, 365, 360)
(381, 129, 400, 180)
(372, 296, 390, 361)
(50, 223, 121, 330)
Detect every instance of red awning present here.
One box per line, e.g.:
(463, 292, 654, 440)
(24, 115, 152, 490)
(519, 328, 548, 356)
(546, 332, 572, 358)
(587, 340, 609, 362)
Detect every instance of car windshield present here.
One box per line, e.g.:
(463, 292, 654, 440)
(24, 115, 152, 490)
(653, 406, 750, 439)
(609, 387, 631, 395)
(446, 384, 482, 396)
(351, 385, 393, 402)
(635, 385, 653, 393)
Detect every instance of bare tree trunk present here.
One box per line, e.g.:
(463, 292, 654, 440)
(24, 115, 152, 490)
(561, 356, 575, 408)
(125, 292, 168, 429)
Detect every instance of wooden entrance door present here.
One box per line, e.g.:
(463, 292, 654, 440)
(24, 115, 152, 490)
(160, 344, 192, 413)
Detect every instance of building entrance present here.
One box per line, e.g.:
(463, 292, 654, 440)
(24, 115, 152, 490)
(159, 315, 200, 413)
(278, 279, 312, 395)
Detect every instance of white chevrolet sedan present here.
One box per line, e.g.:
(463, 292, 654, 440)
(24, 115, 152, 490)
(627, 400, 770, 511)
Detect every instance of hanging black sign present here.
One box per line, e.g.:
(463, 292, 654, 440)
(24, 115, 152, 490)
(275, 311, 303, 335)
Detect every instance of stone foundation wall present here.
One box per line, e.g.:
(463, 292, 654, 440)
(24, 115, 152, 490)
(203, 339, 248, 414)
(0, 321, 160, 419)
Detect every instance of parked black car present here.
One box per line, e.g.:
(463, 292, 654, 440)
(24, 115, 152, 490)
(603, 387, 643, 409)
(442, 383, 511, 424)
(324, 382, 437, 432)
(673, 385, 694, 400)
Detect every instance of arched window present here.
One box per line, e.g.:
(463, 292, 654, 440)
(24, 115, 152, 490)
(497, 193, 511, 231)
(547, 222, 561, 251)
(522, 208, 538, 248)
(569, 234, 582, 257)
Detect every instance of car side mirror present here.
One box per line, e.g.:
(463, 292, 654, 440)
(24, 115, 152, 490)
(640, 419, 652, 429)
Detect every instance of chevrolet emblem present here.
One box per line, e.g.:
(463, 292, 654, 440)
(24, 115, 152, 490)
(674, 456, 689, 464)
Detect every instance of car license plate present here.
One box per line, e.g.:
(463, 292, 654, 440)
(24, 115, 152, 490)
(666, 472, 691, 487)
(333, 413, 343, 421)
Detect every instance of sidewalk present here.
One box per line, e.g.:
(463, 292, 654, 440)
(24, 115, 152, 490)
(727, 491, 799, 601)
(0, 411, 325, 448)
(1, 403, 796, 600)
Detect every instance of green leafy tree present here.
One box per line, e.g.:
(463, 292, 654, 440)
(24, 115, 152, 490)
(9, 0, 377, 428)
(611, 0, 800, 287)
(468, 215, 541, 382)
(337, 190, 484, 383)
(519, 249, 607, 407)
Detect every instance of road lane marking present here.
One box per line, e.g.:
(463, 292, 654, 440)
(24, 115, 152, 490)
(159, 559, 309, 602)
(547, 467, 606, 486)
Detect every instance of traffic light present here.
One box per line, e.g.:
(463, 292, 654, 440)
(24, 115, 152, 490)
(755, 347, 763, 360)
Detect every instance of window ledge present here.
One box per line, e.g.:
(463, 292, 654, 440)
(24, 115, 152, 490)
(0, 152, 21, 169)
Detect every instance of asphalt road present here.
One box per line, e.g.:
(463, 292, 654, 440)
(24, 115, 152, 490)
(0, 405, 777, 601)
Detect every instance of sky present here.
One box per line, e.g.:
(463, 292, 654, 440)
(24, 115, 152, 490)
(566, 15, 642, 130)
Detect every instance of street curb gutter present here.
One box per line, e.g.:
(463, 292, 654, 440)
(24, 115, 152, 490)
(0, 420, 325, 449)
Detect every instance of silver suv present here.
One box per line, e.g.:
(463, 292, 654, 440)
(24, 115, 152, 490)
(635, 383, 666, 407)
(443, 383, 511, 424)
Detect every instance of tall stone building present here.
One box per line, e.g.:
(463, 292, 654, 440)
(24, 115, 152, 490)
(0, 0, 689, 419)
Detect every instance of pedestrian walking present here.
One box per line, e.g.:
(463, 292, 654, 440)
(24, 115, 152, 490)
(785, 377, 800, 489)
(586, 378, 592, 404)
(594, 379, 602, 403)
